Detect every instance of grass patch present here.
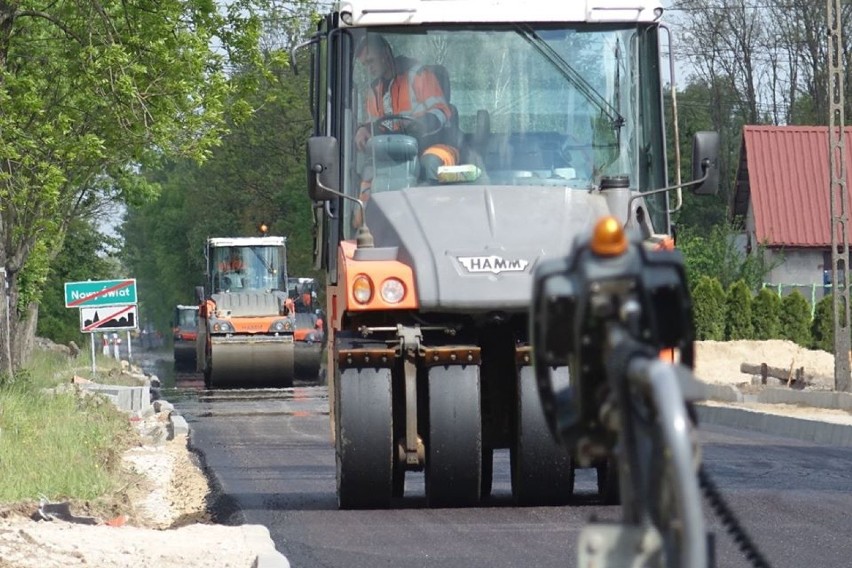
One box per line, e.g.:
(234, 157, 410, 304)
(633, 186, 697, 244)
(0, 349, 140, 513)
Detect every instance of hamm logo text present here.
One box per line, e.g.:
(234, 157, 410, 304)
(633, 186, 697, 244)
(457, 255, 530, 274)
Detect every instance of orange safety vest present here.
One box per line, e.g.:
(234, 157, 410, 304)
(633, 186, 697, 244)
(365, 64, 452, 130)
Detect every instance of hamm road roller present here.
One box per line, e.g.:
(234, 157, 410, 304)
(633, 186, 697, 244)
(299, 0, 719, 508)
(195, 235, 297, 388)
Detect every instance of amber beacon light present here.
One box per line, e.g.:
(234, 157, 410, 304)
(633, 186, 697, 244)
(590, 216, 628, 257)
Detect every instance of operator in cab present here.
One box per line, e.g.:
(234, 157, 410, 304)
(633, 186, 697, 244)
(218, 249, 245, 291)
(352, 35, 459, 226)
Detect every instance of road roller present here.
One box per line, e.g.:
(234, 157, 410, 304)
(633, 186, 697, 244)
(195, 235, 296, 388)
(298, 0, 719, 508)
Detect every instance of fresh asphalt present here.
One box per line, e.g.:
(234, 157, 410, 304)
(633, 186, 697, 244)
(167, 379, 852, 568)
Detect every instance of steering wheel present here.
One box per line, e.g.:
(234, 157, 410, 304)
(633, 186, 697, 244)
(372, 113, 443, 137)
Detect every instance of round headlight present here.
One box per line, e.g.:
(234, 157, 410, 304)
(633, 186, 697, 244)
(272, 321, 286, 332)
(353, 274, 373, 304)
(380, 278, 405, 304)
(214, 321, 231, 332)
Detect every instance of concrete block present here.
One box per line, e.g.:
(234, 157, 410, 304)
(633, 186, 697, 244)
(702, 383, 743, 403)
(168, 413, 189, 440)
(80, 384, 152, 413)
(242, 525, 290, 568)
(153, 400, 174, 414)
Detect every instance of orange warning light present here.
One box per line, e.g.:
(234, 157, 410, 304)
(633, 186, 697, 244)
(590, 216, 628, 257)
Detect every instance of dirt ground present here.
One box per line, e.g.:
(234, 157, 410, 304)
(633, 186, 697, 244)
(0, 340, 840, 567)
(694, 339, 836, 389)
(0, 410, 272, 568)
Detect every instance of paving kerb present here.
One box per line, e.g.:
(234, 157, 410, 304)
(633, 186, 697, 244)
(79, 384, 151, 413)
(698, 383, 852, 446)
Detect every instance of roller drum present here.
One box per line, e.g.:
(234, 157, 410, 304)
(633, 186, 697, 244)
(209, 335, 295, 388)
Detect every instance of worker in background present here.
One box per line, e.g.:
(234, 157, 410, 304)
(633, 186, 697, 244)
(218, 250, 244, 273)
(352, 35, 458, 226)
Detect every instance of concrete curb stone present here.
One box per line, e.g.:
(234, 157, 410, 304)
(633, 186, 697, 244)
(167, 413, 189, 440)
(696, 404, 852, 446)
(242, 525, 291, 568)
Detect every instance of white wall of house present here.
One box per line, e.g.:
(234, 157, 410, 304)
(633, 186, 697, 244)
(764, 248, 824, 286)
(742, 201, 829, 302)
(762, 247, 830, 308)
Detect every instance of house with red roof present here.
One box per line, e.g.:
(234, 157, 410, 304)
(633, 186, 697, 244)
(732, 125, 850, 302)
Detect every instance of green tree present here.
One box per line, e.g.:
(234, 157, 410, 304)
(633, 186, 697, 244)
(811, 295, 836, 352)
(779, 290, 813, 347)
(751, 287, 782, 340)
(725, 279, 754, 340)
(0, 1, 278, 374)
(691, 275, 726, 340)
(677, 223, 776, 291)
(122, 24, 320, 334)
(37, 221, 117, 346)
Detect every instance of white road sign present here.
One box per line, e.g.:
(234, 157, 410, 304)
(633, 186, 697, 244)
(79, 304, 138, 333)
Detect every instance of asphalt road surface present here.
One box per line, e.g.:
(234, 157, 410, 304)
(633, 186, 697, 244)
(174, 385, 852, 568)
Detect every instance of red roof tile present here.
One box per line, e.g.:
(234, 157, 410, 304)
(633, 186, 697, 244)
(735, 125, 852, 247)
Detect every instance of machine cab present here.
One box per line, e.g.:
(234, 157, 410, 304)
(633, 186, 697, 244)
(207, 237, 289, 294)
(304, 2, 681, 251)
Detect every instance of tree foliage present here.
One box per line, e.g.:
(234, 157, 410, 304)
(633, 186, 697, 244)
(677, 223, 775, 291)
(725, 279, 754, 340)
(751, 287, 782, 340)
(0, 1, 283, 373)
(121, 12, 320, 335)
(779, 290, 813, 347)
(672, 0, 851, 127)
(37, 220, 117, 346)
(811, 294, 836, 352)
(691, 275, 726, 340)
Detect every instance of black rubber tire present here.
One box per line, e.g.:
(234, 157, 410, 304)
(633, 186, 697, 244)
(336, 367, 394, 509)
(426, 365, 482, 507)
(512, 366, 574, 505)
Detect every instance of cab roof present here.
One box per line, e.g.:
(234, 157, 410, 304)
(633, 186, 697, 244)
(207, 236, 286, 248)
(334, 0, 664, 26)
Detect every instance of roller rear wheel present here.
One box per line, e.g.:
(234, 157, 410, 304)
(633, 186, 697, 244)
(512, 366, 574, 505)
(426, 365, 482, 507)
(336, 367, 394, 509)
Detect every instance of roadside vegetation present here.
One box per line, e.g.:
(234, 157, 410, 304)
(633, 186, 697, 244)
(0, 349, 138, 513)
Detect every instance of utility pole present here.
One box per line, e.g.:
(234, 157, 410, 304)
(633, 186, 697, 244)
(828, 0, 852, 391)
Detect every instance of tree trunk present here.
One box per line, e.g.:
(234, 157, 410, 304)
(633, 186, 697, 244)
(11, 302, 38, 369)
(0, 269, 12, 377)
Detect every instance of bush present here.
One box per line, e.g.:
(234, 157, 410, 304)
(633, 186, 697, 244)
(779, 290, 812, 347)
(752, 287, 782, 340)
(811, 295, 836, 352)
(725, 280, 754, 340)
(691, 275, 726, 340)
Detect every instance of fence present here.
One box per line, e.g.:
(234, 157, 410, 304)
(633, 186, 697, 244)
(761, 283, 837, 317)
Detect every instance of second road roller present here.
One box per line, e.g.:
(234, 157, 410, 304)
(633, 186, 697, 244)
(195, 234, 297, 388)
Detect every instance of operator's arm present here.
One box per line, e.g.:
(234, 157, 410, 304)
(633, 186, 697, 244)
(412, 69, 451, 130)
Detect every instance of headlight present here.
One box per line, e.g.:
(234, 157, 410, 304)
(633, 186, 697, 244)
(353, 274, 373, 304)
(380, 278, 405, 304)
(213, 321, 231, 332)
(270, 319, 293, 332)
